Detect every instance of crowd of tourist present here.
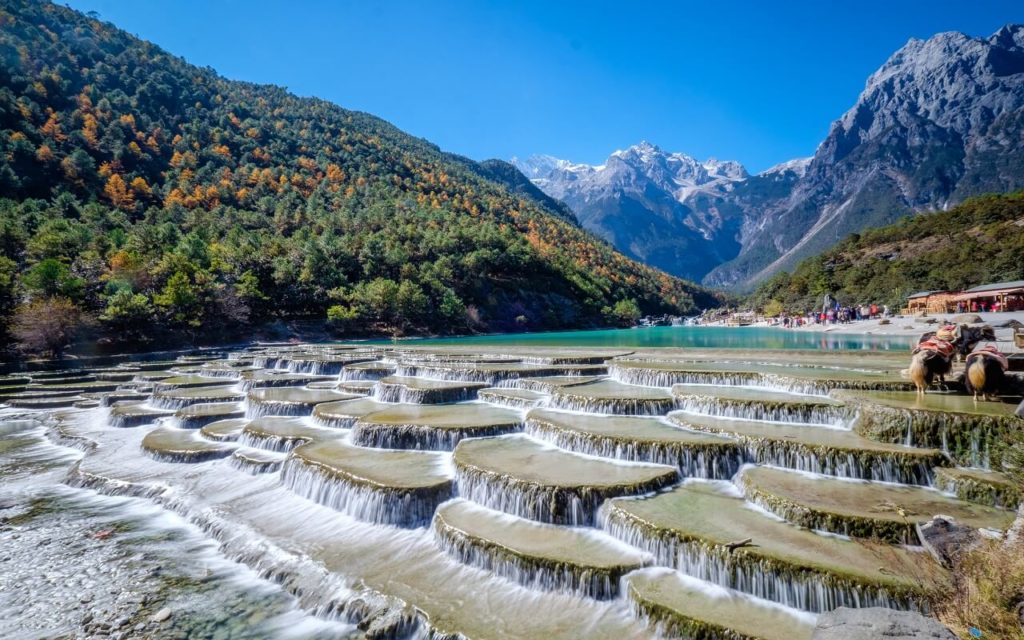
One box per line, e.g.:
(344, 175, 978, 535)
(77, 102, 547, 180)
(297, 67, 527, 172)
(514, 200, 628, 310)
(778, 303, 891, 328)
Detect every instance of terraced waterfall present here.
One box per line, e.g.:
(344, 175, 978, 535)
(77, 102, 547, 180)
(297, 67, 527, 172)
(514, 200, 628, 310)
(1, 344, 1022, 639)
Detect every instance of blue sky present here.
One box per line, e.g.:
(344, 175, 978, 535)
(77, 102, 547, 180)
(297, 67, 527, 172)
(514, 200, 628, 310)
(66, 0, 1022, 172)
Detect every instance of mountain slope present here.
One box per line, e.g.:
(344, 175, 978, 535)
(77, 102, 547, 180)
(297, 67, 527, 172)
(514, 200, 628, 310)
(512, 143, 749, 280)
(466, 159, 578, 224)
(747, 192, 1024, 312)
(706, 24, 1024, 289)
(0, 0, 718, 348)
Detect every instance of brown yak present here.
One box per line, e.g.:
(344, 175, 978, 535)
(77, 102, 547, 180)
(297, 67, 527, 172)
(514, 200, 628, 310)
(909, 326, 956, 394)
(964, 346, 1009, 401)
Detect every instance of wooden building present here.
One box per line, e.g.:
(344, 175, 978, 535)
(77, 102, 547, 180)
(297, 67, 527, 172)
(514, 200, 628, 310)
(905, 290, 958, 314)
(954, 280, 1024, 313)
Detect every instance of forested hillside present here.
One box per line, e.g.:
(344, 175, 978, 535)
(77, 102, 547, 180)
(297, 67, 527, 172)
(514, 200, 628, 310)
(748, 192, 1024, 313)
(0, 0, 717, 354)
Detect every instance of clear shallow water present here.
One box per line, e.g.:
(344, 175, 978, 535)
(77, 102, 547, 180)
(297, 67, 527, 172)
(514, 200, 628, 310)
(381, 326, 916, 351)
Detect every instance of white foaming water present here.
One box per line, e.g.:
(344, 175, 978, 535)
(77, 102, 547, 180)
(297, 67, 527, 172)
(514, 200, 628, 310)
(673, 397, 853, 429)
(599, 505, 916, 613)
(609, 364, 869, 396)
(57, 408, 646, 639)
(627, 567, 821, 627)
(229, 449, 285, 475)
(669, 420, 937, 485)
(0, 415, 354, 639)
(352, 423, 515, 452)
(279, 454, 451, 527)
(477, 389, 546, 410)
(743, 442, 934, 485)
(431, 501, 648, 600)
(523, 416, 743, 480)
(453, 435, 678, 527)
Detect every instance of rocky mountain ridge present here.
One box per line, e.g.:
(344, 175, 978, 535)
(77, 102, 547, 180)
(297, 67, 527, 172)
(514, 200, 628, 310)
(516, 24, 1024, 290)
(511, 142, 750, 280)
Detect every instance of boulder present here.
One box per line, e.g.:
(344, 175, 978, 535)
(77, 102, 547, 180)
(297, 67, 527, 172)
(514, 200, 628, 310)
(1017, 398, 1024, 419)
(150, 608, 171, 623)
(811, 607, 956, 640)
(952, 314, 984, 324)
(917, 515, 980, 567)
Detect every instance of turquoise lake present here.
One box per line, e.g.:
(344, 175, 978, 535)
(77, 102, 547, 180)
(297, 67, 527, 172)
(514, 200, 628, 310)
(376, 326, 917, 351)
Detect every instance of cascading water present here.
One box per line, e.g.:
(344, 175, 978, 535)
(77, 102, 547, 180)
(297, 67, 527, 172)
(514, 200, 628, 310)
(737, 439, 938, 485)
(598, 505, 919, 613)
(523, 417, 743, 480)
(477, 388, 546, 410)
(280, 455, 452, 528)
(673, 395, 852, 428)
(545, 395, 676, 416)
(432, 513, 640, 600)
(453, 460, 677, 527)
(245, 400, 313, 419)
(338, 364, 395, 381)
(351, 421, 520, 452)
(393, 364, 603, 387)
(453, 466, 598, 526)
(239, 431, 315, 453)
(372, 380, 485, 405)
(4, 342, 981, 640)
(230, 450, 285, 474)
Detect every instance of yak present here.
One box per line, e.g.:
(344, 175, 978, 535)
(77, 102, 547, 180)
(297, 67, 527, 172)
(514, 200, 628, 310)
(964, 346, 1009, 401)
(909, 325, 959, 394)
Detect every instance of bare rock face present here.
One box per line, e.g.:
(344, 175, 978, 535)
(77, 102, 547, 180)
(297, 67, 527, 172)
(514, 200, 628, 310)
(706, 24, 1024, 289)
(811, 607, 957, 640)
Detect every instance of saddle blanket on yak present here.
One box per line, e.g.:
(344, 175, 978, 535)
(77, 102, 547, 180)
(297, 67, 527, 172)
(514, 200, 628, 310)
(966, 346, 1009, 371)
(914, 338, 955, 358)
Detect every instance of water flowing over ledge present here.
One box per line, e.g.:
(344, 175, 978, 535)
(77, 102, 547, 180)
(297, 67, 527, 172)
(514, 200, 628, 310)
(63, 465, 425, 638)
(5, 341, 1016, 640)
(453, 435, 679, 526)
(599, 490, 929, 613)
(280, 454, 453, 528)
(277, 437, 455, 527)
(432, 499, 649, 600)
(524, 412, 744, 480)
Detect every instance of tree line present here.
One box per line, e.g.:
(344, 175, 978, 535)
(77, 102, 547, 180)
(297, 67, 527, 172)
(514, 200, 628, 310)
(748, 192, 1024, 315)
(0, 1, 718, 356)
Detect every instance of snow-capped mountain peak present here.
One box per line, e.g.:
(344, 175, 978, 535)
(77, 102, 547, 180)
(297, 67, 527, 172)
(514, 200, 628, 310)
(513, 142, 748, 195)
(508, 142, 757, 280)
(509, 154, 592, 179)
(703, 158, 749, 181)
(758, 157, 811, 179)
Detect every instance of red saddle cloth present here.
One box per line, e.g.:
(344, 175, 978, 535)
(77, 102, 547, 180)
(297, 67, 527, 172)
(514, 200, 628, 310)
(966, 345, 1009, 371)
(913, 338, 955, 358)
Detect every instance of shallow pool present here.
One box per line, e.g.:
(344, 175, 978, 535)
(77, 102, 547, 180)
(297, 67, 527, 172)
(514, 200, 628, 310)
(376, 326, 916, 351)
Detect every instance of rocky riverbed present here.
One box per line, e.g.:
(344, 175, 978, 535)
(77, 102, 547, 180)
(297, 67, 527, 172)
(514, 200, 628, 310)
(0, 417, 355, 640)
